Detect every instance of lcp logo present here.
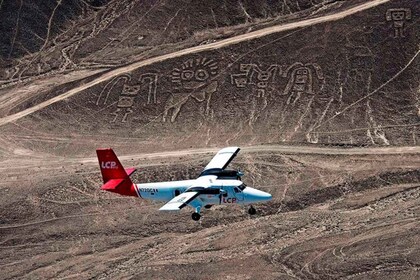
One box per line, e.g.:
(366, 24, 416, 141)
(101, 161, 117, 169)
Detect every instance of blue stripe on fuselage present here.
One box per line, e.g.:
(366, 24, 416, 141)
(136, 180, 195, 201)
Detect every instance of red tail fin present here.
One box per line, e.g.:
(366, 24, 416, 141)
(96, 148, 138, 197)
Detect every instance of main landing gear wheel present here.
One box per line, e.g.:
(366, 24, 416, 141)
(192, 212, 201, 221)
(248, 206, 257, 215)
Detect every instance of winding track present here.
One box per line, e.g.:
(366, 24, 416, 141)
(0, 0, 390, 127)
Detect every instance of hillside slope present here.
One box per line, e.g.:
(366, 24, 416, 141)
(0, 0, 418, 157)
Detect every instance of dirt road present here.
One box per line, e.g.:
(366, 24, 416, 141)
(2, 144, 418, 173)
(77, 144, 420, 163)
(0, 0, 390, 127)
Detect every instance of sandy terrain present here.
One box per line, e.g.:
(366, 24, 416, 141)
(1, 144, 419, 279)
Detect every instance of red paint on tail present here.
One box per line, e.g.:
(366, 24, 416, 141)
(96, 148, 139, 197)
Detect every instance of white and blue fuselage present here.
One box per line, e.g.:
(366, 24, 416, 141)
(135, 178, 271, 206)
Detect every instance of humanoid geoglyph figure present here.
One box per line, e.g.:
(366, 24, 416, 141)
(386, 8, 411, 38)
(282, 63, 324, 104)
(231, 64, 280, 97)
(96, 73, 158, 123)
(111, 84, 141, 123)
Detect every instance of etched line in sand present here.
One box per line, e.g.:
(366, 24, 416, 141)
(314, 48, 420, 130)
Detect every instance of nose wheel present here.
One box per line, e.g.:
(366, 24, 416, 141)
(191, 212, 201, 221)
(248, 206, 256, 215)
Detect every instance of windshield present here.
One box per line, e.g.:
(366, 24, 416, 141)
(238, 183, 247, 191)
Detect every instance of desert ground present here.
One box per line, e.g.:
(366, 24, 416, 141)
(1, 145, 419, 279)
(0, 0, 419, 279)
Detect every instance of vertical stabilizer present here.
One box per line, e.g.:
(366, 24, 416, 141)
(96, 148, 138, 197)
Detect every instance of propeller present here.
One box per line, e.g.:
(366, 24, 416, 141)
(237, 169, 244, 180)
(219, 188, 226, 205)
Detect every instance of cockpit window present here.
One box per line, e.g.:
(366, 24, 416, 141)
(238, 183, 247, 191)
(234, 187, 240, 193)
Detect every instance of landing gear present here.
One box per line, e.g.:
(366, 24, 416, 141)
(192, 212, 201, 221)
(248, 205, 256, 215)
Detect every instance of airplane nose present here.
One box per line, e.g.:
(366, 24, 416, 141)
(244, 187, 272, 202)
(259, 191, 272, 201)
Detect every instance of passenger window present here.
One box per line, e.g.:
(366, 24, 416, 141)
(234, 187, 240, 193)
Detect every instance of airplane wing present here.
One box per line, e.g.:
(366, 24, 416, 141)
(203, 147, 240, 171)
(159, 191, 200, 211)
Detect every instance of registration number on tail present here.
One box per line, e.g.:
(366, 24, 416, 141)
(139, 188, 159, 193)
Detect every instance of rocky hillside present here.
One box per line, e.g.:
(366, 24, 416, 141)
(0, 0, 418, 157)
(1, 0, 349, 81)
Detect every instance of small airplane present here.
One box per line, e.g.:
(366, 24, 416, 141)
(96, 147, 272, 221)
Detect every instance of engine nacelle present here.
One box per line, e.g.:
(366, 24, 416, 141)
(200, 169, 243, 180)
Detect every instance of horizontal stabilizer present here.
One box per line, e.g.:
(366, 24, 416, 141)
(100, 178, 125, 190)
(125, 168, 137, 177)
